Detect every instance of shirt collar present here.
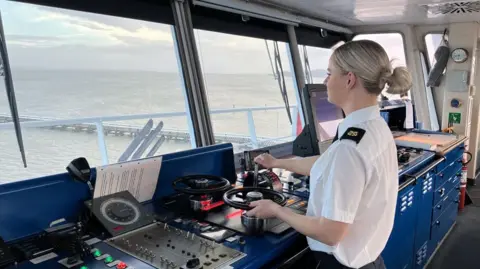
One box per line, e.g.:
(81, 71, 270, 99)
(338, 105, 380, 137)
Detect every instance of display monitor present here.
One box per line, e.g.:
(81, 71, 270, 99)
(293, 84, 344, 157)
(309, 86, 344, 142)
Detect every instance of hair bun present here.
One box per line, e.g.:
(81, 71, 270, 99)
(385, 66, 413, 95)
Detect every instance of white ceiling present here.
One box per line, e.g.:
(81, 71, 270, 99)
(259, 0, 480, 26)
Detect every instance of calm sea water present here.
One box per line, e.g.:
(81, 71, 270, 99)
(1, 68, 319, 183)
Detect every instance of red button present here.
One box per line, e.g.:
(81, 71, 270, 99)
(116, 262, 127, 269)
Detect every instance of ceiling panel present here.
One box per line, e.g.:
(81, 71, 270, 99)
(260, 0, 480, 26)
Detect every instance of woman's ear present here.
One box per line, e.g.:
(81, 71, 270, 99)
(346, 72, 356, 90)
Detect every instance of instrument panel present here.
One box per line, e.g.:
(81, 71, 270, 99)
(85, 191, 155, 236)
(106, 222, 245, 269)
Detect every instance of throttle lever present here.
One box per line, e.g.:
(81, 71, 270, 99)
(253, 163, 259, 188)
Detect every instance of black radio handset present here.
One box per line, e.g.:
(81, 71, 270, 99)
(67, 157, 95, 222)
(66, 157, 93, 196)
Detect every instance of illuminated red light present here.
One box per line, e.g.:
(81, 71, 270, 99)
(225, 210, 243, 219)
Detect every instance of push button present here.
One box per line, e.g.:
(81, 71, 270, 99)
(92, 249, 102, 258)
(117, 262, 128, 269)
(104, 256, 114, 263)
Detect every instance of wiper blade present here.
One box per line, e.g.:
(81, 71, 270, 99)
(0, 13, 27, 167)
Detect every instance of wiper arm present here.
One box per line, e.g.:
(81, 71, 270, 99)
(0, 12, 27, 167)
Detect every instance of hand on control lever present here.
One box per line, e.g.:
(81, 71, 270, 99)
(254, 153, 277, 169)
(245, 199, 281, 219)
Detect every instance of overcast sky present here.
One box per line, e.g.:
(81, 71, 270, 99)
(1, 1, 409, 74)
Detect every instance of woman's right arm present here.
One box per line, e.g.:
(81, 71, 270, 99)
(254, 154, 320, 176)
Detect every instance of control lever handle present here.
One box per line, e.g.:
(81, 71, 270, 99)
(253, 163, 259, 188)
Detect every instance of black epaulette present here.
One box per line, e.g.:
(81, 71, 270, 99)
(340, 127, 366, 144)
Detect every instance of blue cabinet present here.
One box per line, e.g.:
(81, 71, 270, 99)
(383, 142, 464, 269)
(414, 170, 435, 268)
(428, 161, 461, 258)
(383, 185, 416, 269)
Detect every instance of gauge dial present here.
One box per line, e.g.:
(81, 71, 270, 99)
(100, 198, 140, 226)
(451, 48, 468, 63)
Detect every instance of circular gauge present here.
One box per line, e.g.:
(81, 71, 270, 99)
(451, 48, 468, 63)
(100, 198, 140, 226)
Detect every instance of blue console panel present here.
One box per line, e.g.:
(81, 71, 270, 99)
(0, 141, 465, 269)
(382, 142, 464, 269)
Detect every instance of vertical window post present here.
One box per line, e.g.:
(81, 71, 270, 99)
(171, 0, 215, 147)
(286, 25, 306, 130)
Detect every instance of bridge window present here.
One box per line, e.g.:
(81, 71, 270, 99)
(353, 33, 408, 100)
(424, 33, 444, 69)
(194, 29, 298, 152)
(300, 46, 332, 84)
(0, 1, 191, 182)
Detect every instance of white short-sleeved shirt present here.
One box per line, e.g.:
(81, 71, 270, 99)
(307, 105, 398, 268)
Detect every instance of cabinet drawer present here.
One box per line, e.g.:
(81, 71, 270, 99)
(434, 174, 461, 205)
(436, 145, 464, 172)
(430, 201, 458, 248)
(435, 160, 462, 189)
(432, 188, 459, 221)
(433, 181, 449, 206)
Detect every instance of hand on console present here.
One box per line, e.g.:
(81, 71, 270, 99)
(245, 199, 281, 219)
(254, 153, 278, 169)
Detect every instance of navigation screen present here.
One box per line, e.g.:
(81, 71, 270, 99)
(309, 90, 344, 142)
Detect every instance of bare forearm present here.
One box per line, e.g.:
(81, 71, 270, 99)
(274, 156, 319, 176)
(275, 207, 346, 246)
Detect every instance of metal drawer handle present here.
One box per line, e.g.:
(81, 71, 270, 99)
(438, 188, 445, 196)
(436, 205, 442, 210)
(436, 220, 440, 226)
(439, 173, 444, 178)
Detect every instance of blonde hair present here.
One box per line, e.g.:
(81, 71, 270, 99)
(331, 40, 412, 95)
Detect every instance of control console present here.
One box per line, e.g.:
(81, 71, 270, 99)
(105, 222, 245, 269)
(85, 191, 155, 236)
(397, 147, 435, 175)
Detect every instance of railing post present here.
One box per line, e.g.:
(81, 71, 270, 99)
(247, 110, 258, 148)
(95, 121, 109, 165)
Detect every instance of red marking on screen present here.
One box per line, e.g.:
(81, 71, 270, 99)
(113, 226, 124, 231)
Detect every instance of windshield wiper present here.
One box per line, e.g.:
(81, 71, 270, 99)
(0, 12, 27, 167)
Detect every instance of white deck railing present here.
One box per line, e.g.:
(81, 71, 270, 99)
(0, 105, 299, 164)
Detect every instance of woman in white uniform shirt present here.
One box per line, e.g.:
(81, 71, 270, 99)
(247, 40, 412, 269)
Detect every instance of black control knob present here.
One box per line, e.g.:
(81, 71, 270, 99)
(186, 258, 200, 268)
(398, 152, 410, 163)
(245, 191, 263, 203)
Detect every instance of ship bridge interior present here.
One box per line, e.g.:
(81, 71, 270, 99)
(0, 1, 480, 269)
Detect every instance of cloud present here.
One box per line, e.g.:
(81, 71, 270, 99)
(32, 8, 173, 46)
(6, 34, 70, 47)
